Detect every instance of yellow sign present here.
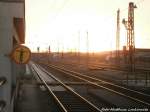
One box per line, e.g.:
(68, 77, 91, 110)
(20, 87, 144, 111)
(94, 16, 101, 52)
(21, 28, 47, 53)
(11, 45, 31, 64)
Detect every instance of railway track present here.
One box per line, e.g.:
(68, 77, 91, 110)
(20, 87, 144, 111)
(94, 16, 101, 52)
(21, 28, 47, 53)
(40, 62, 150, 108)
(90, 63, 150, 73)
(51, 60, 150, 85)
(30, 62, 102, 112)
(54, 60, 150, 73)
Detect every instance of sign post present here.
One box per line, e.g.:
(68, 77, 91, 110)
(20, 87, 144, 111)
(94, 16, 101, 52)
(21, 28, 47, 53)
(11, 45, 31, 64)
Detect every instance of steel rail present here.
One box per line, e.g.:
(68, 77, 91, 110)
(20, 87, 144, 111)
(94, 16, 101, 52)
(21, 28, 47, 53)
(37, 64, 102, 112)
(53, 60, 126, 71)
(56, 60, 150, 73)
(31, 63, 68, 112)
(45, 62, 150, 97)
(46, 64, 150, 107)
(89, 63, 150, 74)
(61, 66, 150, 97)
(46, 62, 150, 97)
(31, 62, 102, 112)
(49, 63, 150, 97)
(36, 82, 102, 86)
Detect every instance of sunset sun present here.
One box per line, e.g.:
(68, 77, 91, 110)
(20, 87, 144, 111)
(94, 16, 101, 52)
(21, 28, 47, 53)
(25, 0, 150, 52)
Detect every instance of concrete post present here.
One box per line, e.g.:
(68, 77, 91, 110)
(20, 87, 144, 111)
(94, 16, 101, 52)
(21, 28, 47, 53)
(0, 1, 25, 111)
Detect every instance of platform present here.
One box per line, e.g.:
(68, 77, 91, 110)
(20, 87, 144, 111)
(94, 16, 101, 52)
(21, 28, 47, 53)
(15, 64, 60, 112)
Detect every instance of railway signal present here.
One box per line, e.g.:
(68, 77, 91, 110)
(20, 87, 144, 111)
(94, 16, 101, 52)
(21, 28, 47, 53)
(122, 2, 137, 72)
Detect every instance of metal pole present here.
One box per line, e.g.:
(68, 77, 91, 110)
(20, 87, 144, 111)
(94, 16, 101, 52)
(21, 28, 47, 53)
(78, 31, 80, 64)
(116, 9, 120, 64)
(145, 72, 148, 87)
(127, 2, 137, 73)
(86, 31, 89, 68)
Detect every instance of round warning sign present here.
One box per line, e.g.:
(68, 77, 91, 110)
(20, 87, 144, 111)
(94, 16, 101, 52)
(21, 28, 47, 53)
(11, 45, 31, 64)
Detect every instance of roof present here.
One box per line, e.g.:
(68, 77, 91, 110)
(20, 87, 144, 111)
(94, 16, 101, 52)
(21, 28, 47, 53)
(14, 18, 25, 44)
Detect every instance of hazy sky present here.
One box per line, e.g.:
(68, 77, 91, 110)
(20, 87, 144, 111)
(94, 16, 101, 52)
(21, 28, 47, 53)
(25, 0, 150, 52)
